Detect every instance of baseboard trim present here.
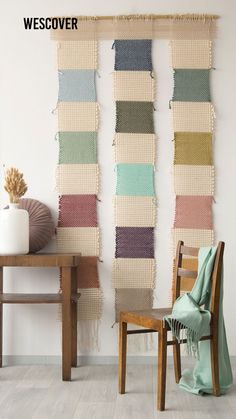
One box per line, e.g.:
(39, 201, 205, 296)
(2, 355, 236, 366)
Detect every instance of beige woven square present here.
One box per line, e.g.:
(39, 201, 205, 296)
(173, 228, 214, 252)
(114, 133, 156, 164)
(112, 258, 155, 289)
(113, 71, 155, 101)
(114, 196, 156, 227)
(77, 288, 102, 320)
(57, 41, 97, 70)
(172, 102, 213, 132)
(173, 165, 214, 196)
(56, 164, 99, 195)
(58, 102, 98, 132)
(57, 227, 99, 256)
(171, 40, 212, 69)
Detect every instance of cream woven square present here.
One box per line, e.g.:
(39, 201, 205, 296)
(172, 102, 213, 132)
(77, 288, 102, 320)
(56, 164, 99, 195)
(171, 40, 212, 69)
(114, 196, 156, 227)
(57, 41, 97, 69)
(112, 258, 155, 289)
(113, 71, 155, 101)
(173, 228, 214, 252)
(57, 227, 99, 256)
(174, 165, 214, 196)
(114, 133, 156, 164)
(58, 102, 98, 132)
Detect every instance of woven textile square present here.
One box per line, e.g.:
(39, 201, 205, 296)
(56, 164, 99, 195)
(58, 195, 97, 227)
(114, 196, 156, 227)
(116, 101, 154, 133)
(77, 256, 99, 288)
(174, 132, 212, 165)
(172, 102, 213, 132)
(115, 227, 154, 258)
(173, 69, 210, 102)
(57, 41, 97, 70)
(181, 258, 198, 291)
(173, 228, 214, 251)
(58, 70, 96, 102)
(116, 163, 155, 196)
(113, 71, 154, 102)
(58, 132, 97, 164)
(114, 40, 152, 71)
(57, 227, 99, 256)
(174, 165, 214, 196)
(171, 40, 212, 69)
(112, 258, 155, 289)
(77, 288, 102, 320)
(114, 133, 156, 164)
(115, 288, 153, 322)
(58, 102, 98, 132)
(174, 195, 213, 229)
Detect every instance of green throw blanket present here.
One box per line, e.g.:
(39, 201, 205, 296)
(165, 246, 233, 394)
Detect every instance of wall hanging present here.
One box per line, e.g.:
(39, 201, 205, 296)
(51, 14, 218, 350)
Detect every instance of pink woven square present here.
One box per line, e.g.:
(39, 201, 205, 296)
(174, 195, 213, 229)
(58, 195, 97, 227)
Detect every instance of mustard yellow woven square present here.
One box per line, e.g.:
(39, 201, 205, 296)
(114, 133, 156, 164)
(56, 164, 99, 195)
(171, 40, 212, 69)
(114, 196, 156, 227)
(58, 102, 98, 132)
(113, 71, 155, 102)
(112, 258, 155, 289)
(57, 41, 97, 69)
(173, 228, 214, 253)
(57, 227, 99, 256)
(173, 165, 214, 196)
(77, 288, 102, 320)
(172, 102, 213, 132)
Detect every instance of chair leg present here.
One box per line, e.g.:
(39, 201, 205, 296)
(157, 327, 167, 411)
(210, 333, 220, 396)
(173, 337, 181, 383)
(0, 267, 3, 368)
(119, 320, 127, 394)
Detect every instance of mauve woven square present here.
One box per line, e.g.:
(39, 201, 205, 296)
(115, 227, 154, 258)
(77, 256, 99, 288)
(114, 40, 152, 71)
(58, 195, 97, 227)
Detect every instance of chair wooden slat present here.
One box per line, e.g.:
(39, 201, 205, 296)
(178, 268, 197, 279)
(180, 245, 199, 257)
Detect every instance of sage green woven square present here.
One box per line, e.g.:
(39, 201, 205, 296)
(173, 69, 211, 102)
(59, 132, 97, 164)
(116, 101, 154, 133)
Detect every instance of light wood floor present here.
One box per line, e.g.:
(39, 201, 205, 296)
(0, 364, 235, 419)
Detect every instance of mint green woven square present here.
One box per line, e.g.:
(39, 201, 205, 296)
(59, 132, 97, 164)
(116, 163, 155, 196)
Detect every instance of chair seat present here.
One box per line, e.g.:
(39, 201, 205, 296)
(120, 307, 172, 331)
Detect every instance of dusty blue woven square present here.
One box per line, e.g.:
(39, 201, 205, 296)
(58, 70, 96, 102)
(114, 40, 152, 71)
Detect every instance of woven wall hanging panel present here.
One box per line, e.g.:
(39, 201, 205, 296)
(115, 288, 153, 322)
(114, 196, 156, 227)
(58, 70, 96, 102)
(171, 40, 212, 69)
(173, 228, 214, 251)
(174, 195, 213, 229)
(58, 132, 97, 164)
(58, 102, 98, 132)
(116, 101, 154, 133)
(174, 132, 212, 165)
(57, 227, 99, 256)
(58, 195, 97, 227)
(174, 165, 214, 196)
(113, 258, 155, 289)
(173, 70, 210, 102)
(56, 164, 99, 195)
(57, 40, 97, 69)
(114, 71, 154, 101)
(114, 133, 156, 164)
(172, 102, 213, 132)
(116, 163, 155, 196)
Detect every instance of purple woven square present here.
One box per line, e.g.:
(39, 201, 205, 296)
(115, 227, 154, 258)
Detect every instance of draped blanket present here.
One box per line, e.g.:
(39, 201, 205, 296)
(165, 247, 232, 394)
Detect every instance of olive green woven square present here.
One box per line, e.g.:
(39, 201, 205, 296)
(174, 132, 212, 165)
(116, 101, 154, 133)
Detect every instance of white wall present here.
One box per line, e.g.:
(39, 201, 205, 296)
(0, 0, 236, 357)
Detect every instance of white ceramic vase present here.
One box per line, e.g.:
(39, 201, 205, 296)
(0, 203, 29, 255)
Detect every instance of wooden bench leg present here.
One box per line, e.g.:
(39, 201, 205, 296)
(61, 267, 72, 381)
(211, 332, 220, 396)
(71, 267, 77, 368)
(119, 320, 127, 394)
(157, 327, 167, 411)
(173, 337, 181, 383)
(0, 267, 3, 368)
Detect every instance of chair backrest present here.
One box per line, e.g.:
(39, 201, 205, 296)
(172, 241, 225, 323)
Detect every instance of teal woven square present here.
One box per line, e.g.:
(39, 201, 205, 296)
(116, 163, 155, 196)
(173, 69, 210, 102)
(59, 132, 97, 164)
(58, 70, 96, 102)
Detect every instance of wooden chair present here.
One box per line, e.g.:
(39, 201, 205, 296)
(119, 241, 224, 411)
